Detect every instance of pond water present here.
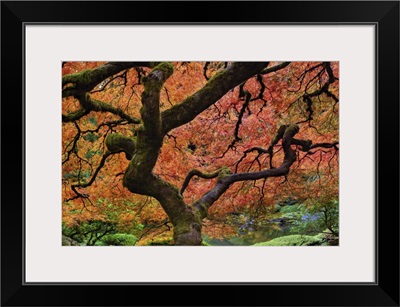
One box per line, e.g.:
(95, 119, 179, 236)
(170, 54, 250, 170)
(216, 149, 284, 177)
(203, 224, 289, 246)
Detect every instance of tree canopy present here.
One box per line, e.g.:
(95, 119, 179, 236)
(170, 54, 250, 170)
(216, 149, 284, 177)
(62, 61, 339, 246)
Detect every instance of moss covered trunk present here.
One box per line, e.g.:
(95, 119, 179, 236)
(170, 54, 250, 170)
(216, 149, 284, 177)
(103, 62, 271, 245)
(103, 62, 204, 245)
(124, 172, 203, 245)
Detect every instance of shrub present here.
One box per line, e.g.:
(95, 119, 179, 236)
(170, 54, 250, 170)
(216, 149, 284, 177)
(100, 233, 137, 246)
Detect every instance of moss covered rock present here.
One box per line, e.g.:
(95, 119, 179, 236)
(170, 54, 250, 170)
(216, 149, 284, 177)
(253, 234, 327, 246)
(62, 235, 80, 246)
(146, 236, 174, 246)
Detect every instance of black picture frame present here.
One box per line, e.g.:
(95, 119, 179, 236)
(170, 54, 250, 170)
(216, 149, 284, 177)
(1, 1, 399, 306)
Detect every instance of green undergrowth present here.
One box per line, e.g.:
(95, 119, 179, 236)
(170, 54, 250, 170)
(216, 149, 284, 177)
(253, 234, 328, 246)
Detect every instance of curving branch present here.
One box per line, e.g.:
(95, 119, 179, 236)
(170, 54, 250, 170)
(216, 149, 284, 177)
(180, 167, 229, 195)
(90, 70, 128, 94)
(292, 138, 339, 151)
(203, 62, 210, 80)
(69, 151, 112, 200)
(193, 125, 338, 219)
(62, 62, 151, 97)
(82, 119, 130, 134)
(260, 62, 291, 74)
(220, 91, 252, 158)
(62, 108, 90, 122)
(299, 62, 339, 123)
(105, 133, 136, 160)
(235, 125, 287, 172)
(233, 91, 251, 142)
(253, 74, 267, 102)
(69, 93, 141, 124)
(267, 125, 287, 168)
(161, 62, 269, 134)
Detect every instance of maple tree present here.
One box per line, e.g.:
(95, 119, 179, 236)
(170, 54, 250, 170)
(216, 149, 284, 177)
(62, 61, 339, 246)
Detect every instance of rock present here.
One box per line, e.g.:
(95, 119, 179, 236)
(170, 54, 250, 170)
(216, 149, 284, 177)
(253, 234, 327, 246)
(62, 235, 80, 246)
(323, 233, 339, 246)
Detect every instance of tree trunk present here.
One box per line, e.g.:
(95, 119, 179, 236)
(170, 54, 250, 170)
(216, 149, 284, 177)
(173, 219, 202, 246)
(123, 171, 204, 245)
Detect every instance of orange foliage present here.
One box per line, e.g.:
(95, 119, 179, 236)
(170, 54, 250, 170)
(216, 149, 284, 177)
(62, 61, 339, 240)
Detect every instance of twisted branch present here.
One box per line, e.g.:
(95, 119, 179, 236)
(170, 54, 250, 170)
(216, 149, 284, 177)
(180, 168, 229, 195)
